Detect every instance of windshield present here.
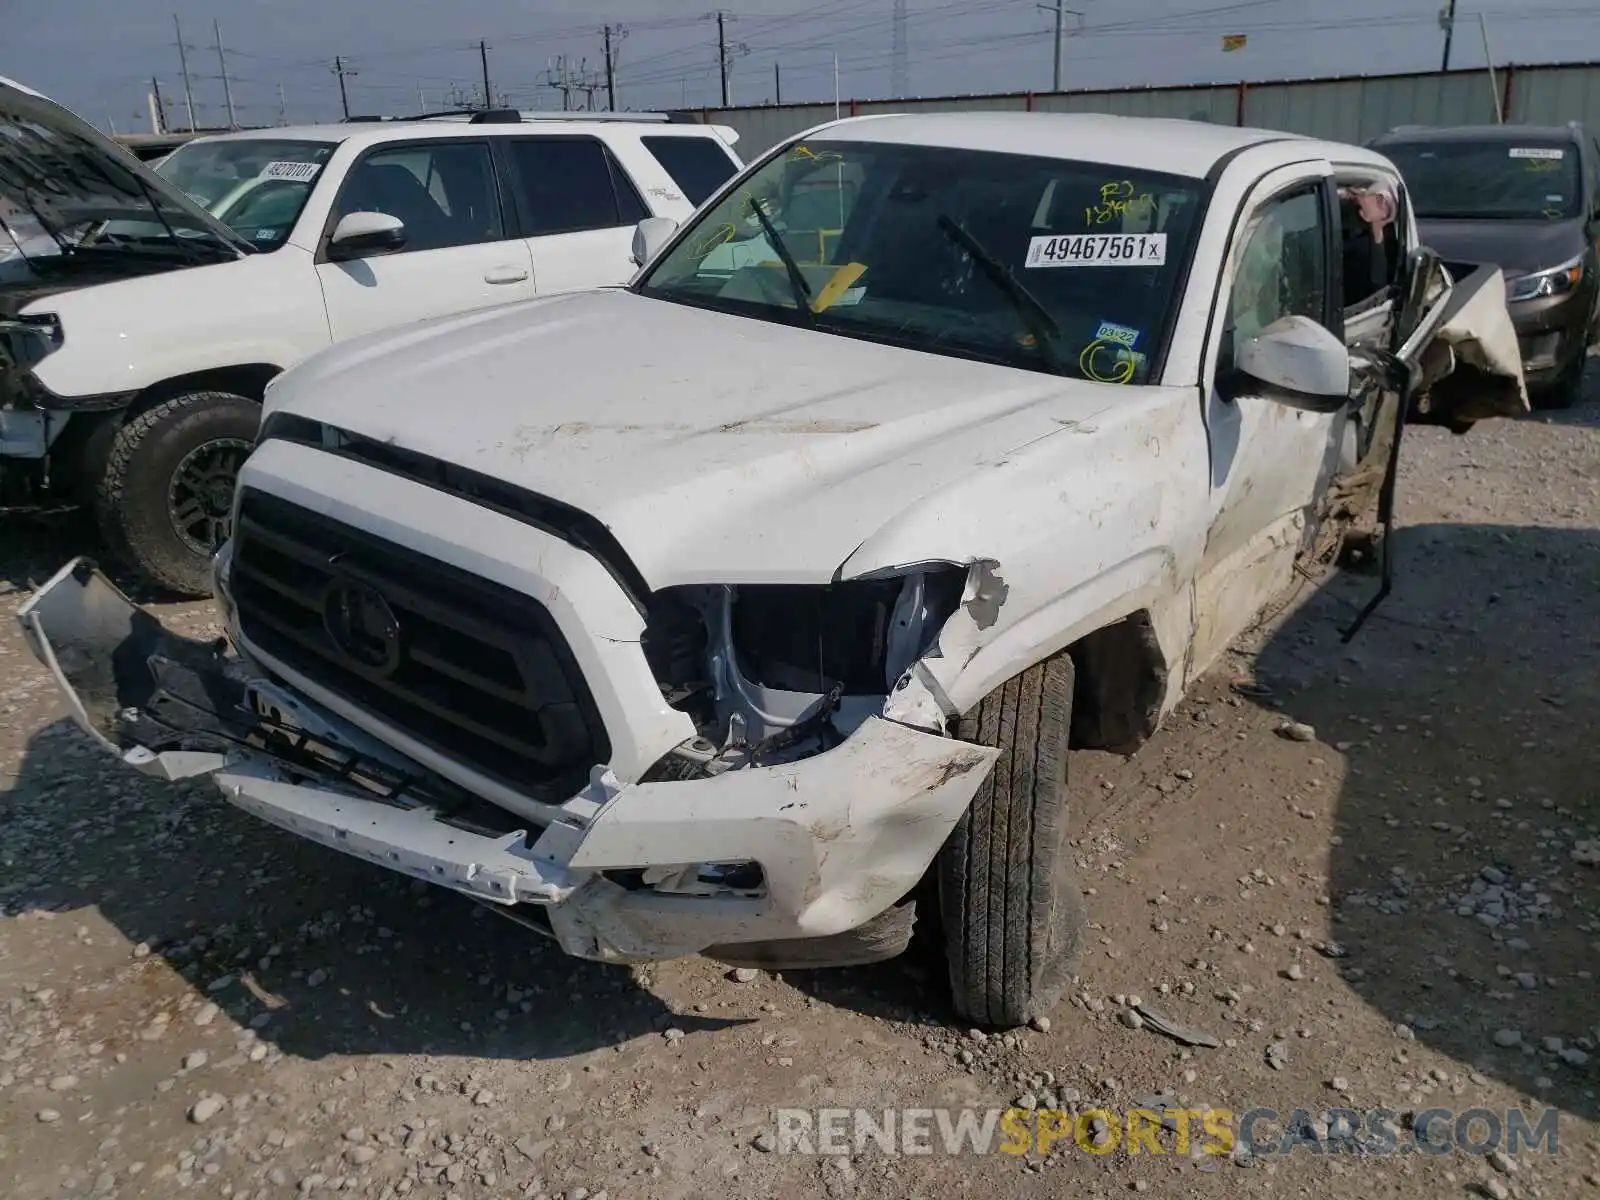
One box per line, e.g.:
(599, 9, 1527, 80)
(635, 140, 1205, 383)
(1383, 139, 1582, 220)
(138, 139, 333, 250)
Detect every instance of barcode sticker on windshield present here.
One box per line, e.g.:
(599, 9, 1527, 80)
(1509, 147, 1565, 160)
(262, 160, 321, 181)
(1026, 233, 1166, 268)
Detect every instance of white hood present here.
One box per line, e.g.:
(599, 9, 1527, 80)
(263, 289, 1131, 586)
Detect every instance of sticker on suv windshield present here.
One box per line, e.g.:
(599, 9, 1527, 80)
(262, 161, 321, 182)
(1094, 320, 1140, 348)
(1508, 147, 1565, 160)
(1026, 233, 1166, 268)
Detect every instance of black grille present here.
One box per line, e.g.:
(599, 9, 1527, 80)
(230, 489, 610, 798)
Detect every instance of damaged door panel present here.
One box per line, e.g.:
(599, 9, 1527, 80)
(1412, 263, 1530, 429)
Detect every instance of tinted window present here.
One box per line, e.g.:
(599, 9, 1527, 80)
(1229, 188, 1327, 340)
(1382, 139, 1581, 220)
(642, 135, 739, 205)
(640, 139, 1204, 383)
(506, 138, 639, 235)
(610, 153, 651, 226)
(333, 142, 503, 253)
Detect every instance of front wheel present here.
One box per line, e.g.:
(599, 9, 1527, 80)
(938, 650, 1084, 1027)
(95, 391, 259, 597)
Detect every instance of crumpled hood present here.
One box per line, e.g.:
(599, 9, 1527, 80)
(263, 289, 1127, 586)
(1418, 216, 1585, 278)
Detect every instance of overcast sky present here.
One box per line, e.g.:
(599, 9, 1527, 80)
(5, 0, 1596, 131)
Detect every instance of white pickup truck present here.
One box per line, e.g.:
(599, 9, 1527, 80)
(19, 111, 1525, 1028)
(0, 76, 740, 593)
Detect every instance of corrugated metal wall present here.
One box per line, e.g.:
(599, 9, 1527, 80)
(702, 62, 1600, 157)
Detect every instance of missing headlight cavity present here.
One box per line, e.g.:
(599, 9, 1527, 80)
(641, 568, 966, 751)
(730, 581, 893, 694)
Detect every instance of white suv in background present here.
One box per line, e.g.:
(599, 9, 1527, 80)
(0, 76, 741, 593)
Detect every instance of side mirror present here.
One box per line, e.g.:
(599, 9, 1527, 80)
(1224, 315, 1352, 413)
(631, 216, 679, 267)
(328, 211, 406, 261)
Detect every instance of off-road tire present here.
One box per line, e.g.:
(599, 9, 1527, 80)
(95, 391, 259, 597)
(938, 651, 1084, 1027)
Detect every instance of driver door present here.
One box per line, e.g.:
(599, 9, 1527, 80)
(1188, 164, 1348, 678)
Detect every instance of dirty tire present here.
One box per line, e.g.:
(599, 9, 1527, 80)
(95, 391, 259, 597)
(939, 651, 1083, 1028)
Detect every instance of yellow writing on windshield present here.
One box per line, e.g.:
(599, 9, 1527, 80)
(1085, 180, 1156, 227)
(789, 144, 844, 165)
(1078, 339, 1139, 385)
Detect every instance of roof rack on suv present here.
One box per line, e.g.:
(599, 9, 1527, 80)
(393, 108, 693, 125)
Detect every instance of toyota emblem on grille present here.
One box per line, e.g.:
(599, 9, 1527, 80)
(323, 579, 402, 675)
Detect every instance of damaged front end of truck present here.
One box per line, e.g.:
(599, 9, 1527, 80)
(18, 552, 1002, 968)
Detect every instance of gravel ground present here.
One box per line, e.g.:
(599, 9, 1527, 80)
(2, 376, 1597, 1199)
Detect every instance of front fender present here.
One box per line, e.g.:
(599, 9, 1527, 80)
(840, 387, 1208, 722)
(26, 250, 329, 401)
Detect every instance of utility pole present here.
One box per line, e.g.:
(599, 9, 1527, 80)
(1036, 1, 1082, 93)
(774, 61, 781, 105)
(173, 13, 197, 131)
(479, 40, 492, 109)
(716, 12, 730, 107)
(331, 56, 356, 120)
(891, 0, 908, 98)
(150, 77, 167, 134)
(1480, 12, 1503, 122)
(603, 25, 617, 111)
(214, 20, 237, 128)
(1440, 0, 1459, 71)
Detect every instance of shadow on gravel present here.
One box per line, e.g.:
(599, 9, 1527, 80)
(2, 720, 746, 1064)
(1249, 521, 1600, 1123)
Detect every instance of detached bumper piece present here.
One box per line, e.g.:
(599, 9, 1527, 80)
(18, 559, 998, 967)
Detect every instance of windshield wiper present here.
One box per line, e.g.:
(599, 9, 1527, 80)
(935, 214, 1065, 375)
(747, 197, 813, 322)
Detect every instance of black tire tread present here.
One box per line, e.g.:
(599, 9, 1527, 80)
(95, 391, 258, 596)
(941, 651, 1081, 1027)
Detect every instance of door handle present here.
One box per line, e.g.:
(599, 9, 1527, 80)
(484, 266, 530, 285)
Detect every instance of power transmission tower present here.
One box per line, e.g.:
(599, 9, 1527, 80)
(1439, 0, 1459, 70)
(891, 0, 908, 98)
(331, 56, 358, 120)
(214, 20, 237, 128)
(173, 13, 197, 131)
(1036, 1, 1082, 92)
(277, 82, 289, 126)
(546, 56, 601, 111)
(479, 40, 493, 109)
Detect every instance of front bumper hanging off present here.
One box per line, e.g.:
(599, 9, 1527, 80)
(17, 559, 998, 965)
